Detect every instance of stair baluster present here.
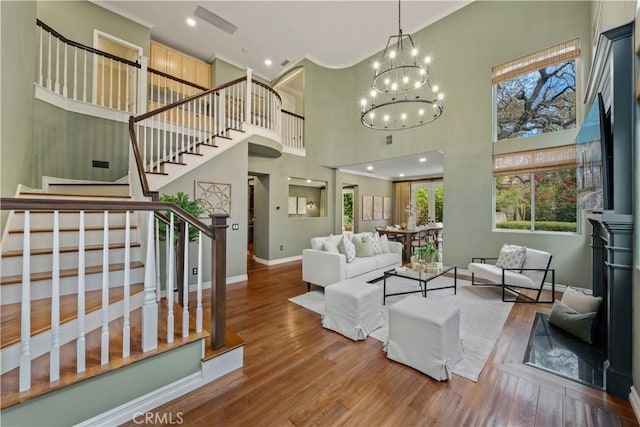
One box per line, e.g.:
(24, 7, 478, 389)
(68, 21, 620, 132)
(77, 211, 86, 373)
(123, 211, 131, 358)
(167, 213, 175, 343)
(196, 231, 203, 333)
(142, 211, 158, 352)
(50, 211, 61, 381)
(101, 211, 109, 365)
(182, 223, 189, 338)
(19, 211, 31, 392)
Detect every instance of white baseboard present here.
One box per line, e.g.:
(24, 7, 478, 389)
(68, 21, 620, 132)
(253, 255, 302, 266)
(76, 345, 243, 427)
(631, 386, 640, 424)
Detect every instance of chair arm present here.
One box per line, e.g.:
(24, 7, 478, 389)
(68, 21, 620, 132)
(471, 257, 498, 264)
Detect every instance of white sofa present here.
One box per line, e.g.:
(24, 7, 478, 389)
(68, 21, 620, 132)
(302, 233, 403, 291)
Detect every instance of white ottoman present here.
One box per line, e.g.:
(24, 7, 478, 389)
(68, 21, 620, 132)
(386, 295, 462, 381)
(322, 279, 384, 341)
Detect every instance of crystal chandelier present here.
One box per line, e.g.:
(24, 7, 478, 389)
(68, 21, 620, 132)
(360, 0, 444, 130)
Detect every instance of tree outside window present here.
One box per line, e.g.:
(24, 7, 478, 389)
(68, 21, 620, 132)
(495, 168, 577, 232)
(496, 61, 576, 141)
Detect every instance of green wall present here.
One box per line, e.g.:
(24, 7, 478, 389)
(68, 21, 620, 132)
(303, 1, 593, 288)
(1, 0, 36, 204)
(158, 141, 249, 281)
(36, 1, 150, 56)
(32, 100, 129, 184)
(0, 341, 201, 426)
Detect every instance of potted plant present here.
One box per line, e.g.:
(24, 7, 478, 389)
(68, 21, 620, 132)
(411, 243, 442, 272)
(158, 191, 206, 243)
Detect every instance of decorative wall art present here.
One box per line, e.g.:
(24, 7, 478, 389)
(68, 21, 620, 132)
(288, 196, 297, 214)
(383, 196, 392, 220)
(373, 196, 383, 220)
(195, 181, 231, 216)
(297, 197, 307, 215)
(362, 195, 373, 221)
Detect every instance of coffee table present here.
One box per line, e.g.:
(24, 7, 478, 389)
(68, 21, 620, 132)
(382, 264, 457, 305)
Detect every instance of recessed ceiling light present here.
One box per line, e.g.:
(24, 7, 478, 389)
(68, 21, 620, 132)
(419, 157, 427, 162)
(287, 177, 291, 180)
(306, 179, 311, 183)
(186, 18, 196, 27)
(399, 173, 405, 177)
(264, 59, 273, 66)
(366, 165, 374, 171)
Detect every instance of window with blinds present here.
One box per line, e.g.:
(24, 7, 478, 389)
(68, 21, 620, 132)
(494, 39, 580, 141)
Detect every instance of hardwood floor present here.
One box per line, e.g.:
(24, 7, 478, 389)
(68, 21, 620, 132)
(127, 260, 639, 426)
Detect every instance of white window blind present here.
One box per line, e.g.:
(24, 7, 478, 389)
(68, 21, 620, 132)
(493, 145, 577, 176)
(492, 39, 581, 84)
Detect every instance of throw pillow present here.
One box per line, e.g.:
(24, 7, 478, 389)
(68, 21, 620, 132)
(368, 233, 383, 255)
(322, 240, 340, 254)
(548, 300, 597, 344)
(337, 235, 356, 263)
(380, 234, 390, 253)
(352, 235, 374, 257)
(495, 244, 527, 270)
(561, 287, 602, 314)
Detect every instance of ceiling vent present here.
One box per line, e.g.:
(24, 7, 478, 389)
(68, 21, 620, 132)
(194, 5, 238, 35)
(280, 59, 290, 67)
(385, 135, 393, 145)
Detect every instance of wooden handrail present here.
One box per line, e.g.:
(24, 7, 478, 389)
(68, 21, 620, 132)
(252, 79, 282, 103)
(0, 198, 215, 239)
(148, 67, 209, 92)
(36, 19, 141, 69)
(282, 109, 305, 120)
(134, 76, 246, 122)
(128, 116, 159, 202)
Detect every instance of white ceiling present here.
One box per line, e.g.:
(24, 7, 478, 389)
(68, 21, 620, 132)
(339, 150, 444, 181)
(95, 0, 471, 81)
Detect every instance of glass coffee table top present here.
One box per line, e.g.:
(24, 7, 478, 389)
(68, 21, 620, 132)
(382, 264, 457, 304)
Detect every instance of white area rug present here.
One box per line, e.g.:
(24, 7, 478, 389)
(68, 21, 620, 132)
(288, 276, 513, 382)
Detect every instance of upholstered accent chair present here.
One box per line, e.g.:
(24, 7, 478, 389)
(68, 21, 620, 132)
(468, 246, 555, 303)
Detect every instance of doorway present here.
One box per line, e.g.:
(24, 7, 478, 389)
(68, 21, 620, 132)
(342, 187, 354, 232)
(412, 181, 444, 224)
(247, 177, 255, 263)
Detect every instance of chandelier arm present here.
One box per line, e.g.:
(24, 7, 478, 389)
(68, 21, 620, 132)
(398, 0, 401, 34)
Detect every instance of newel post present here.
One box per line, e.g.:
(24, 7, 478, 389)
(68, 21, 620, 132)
(211, 214, 229, 350)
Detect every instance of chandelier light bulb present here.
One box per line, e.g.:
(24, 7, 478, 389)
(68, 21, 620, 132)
(424, 56, 432, 64)
(384, 114, 389, 121)
(414, 81, 421, 89)
(391, 82, 398, 91)
(360, 99, 367, 106)
(411, 48, 418, 56)
(389, 50, 396, 59)
(438, 93, 445, 100)
(369, 112, 375, 119)
(373, 61, 380, 70)
(384, 78, 390, 85)
(402, 76, 409, 84)
(401, 113, 407, 120)
(419, 69, 426, 76)
(418, 109, 424, 115)
(370, 89, 376, 97)
(432, 85, 439, 92)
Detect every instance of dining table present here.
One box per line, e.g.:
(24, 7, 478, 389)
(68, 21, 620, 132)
(383, 224, 442, 260)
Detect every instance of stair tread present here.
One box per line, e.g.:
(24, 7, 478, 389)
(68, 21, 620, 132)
(0, 300, 211, 409)
(0, 284, 145, 349)
(0, 262, 145, 286)
(2, 242, 141, 258)
(161, 160, 187, 166)
(214, 134, 233, 140)
(198, 142, 219, 148)
(19, 192, 131, 199)
(8, 225, 136, 234)
(180, 151, 204, 156)
(146, 171, 169, 176)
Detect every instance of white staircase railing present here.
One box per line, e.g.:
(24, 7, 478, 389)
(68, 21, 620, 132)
(0, 197, 228, 396)
(282, 110, 305, 149)
(36, 19, 141, 114)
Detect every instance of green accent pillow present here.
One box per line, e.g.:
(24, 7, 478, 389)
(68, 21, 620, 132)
(548, 300, 597, 344)
(352, 235, 373, 257)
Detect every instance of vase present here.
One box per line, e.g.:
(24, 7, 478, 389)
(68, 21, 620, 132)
(407, 215, 416, 230)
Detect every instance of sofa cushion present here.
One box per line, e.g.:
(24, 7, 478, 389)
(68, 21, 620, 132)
(352, 235, 374, 257)
(345, 257, 377, 279)
(467, 262, 537, 289)
(375, 252, 402, 269)
(561, 287, 602, 314)
(322, 240, 340, 254)
(338, 235, 356, 263)
(380, 235, 391, 253)
(495, 244, 526, 269)
(368, 234, 383, 255)
(311, 234, 343, 251)
(548, 300, 597, 343)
